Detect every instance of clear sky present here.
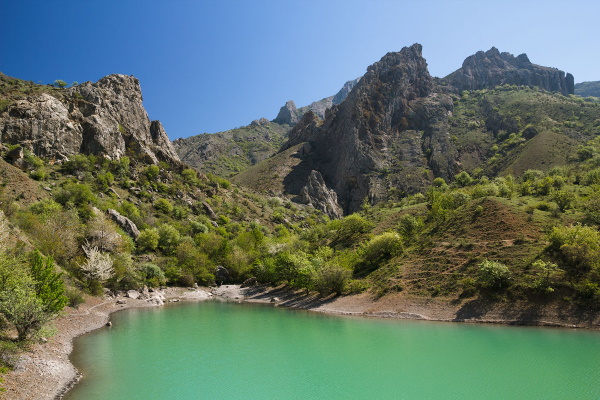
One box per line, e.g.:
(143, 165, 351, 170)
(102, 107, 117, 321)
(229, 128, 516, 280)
(1, 0, 598, 140)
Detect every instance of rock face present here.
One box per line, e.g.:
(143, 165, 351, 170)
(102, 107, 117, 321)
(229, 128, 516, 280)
(279, 43, 455, 214)
(273, 100, 299, 125)
(274, 78, 362, 123)
(299, 170, 343, 219)
(0, 74, 180, 164)
(444, 47, 574, 95)
(107, 209, 140, 240)
(332, 77, 361, 105)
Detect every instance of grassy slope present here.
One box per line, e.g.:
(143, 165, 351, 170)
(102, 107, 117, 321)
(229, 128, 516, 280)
(173, 122, 291, 178)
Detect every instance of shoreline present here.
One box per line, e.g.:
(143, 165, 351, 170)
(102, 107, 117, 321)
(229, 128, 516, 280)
(3, 285, 599, 399)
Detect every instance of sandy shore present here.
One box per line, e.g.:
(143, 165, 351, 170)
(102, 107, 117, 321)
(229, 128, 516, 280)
(3, 285, 599, 399)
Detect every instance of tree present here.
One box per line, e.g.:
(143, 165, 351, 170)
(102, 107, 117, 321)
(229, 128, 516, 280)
(137, 228, 160, 252)
(79, 242, 114, 282)
(53, 80, 67, 89)
(0, 285, 49, 341)
(0, 254, 50, 341)
(477, 259, 511, 289)
(29, 251, 68, 314)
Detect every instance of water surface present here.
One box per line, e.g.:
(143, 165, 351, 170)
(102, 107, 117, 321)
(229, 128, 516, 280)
(66, 301, 600, 399)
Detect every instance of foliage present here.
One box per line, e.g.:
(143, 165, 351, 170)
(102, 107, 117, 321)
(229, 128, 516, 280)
(477, 259, 511, 289)
(53, 80, 67, 88)
(137, 228, 160, 252)
(547, 224, 600, 274)
(313, 265, 351, 295)
(79, 242, 114, 283)
(29, 251, 68, 314)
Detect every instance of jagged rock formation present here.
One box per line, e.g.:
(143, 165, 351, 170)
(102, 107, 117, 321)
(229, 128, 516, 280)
(278, 43, 456, 214)
(444, 47, 574, 95)
(575, 81, 600, 97)
(0, 74, 180, 164)
(273, 100, 299, 125)
(274, 78, 361, 124)
(299, 170, 343, 219)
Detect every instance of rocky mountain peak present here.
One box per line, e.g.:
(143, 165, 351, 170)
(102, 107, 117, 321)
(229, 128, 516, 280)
(273, 100, 298, 125)
(446, 47, 574, 95)
(279, 43, 448, 214)
(0, 73, 180, 164)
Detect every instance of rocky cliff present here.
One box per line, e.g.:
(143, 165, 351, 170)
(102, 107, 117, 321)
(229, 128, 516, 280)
(279, 43, 456, 214)
(444, 47, 574, 95)
(0, 74, 180, 164)
(274, 78, 361, 124)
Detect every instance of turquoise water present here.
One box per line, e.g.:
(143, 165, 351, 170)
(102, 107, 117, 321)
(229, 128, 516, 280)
(66, 301, 600, 400)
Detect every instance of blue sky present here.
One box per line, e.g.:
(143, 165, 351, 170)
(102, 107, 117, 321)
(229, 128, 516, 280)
(1, 0, 599, 140)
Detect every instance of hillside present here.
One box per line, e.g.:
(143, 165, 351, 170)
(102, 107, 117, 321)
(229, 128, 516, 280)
(173, 119, 291, 178)
(575, 81, 600, 97)
(174, 78, 360, 178)
(236, 45, 600, 216)
(2, 45, 600, 388)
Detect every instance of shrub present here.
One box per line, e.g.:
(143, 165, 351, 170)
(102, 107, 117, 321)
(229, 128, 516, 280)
(314, 265, 351, 295)
(547, 224, 600, 274)
(140, 263, 166, 287)
(154, 198, 173, 214)
(79, 242, 114, 283)
(158, 224, 181, 255)
(477, 259, 511, 289)
(356, 232, 403, 275)
(454, 171, 473, 187)
(137, 228, 159, 252)
(145, 165, 160, 180)
(329, 214, 374, 247)
(54, 182, 97, 207)
(397, 214, 424, 243)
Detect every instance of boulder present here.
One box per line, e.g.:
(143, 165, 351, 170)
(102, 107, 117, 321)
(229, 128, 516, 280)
(126, 290, 140, 299)
(108, 209, 140, 240)
(241, 277, 257, 288)
(215, 265, 230, 284)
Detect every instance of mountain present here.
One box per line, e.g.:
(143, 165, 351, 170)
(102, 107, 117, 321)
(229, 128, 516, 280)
(234, 44, 600, 217)
(0, 73, 179, 164)
(443, 47, 574, 95)
(174, 78, 360, 177)
(575, 81, 600, 97)
(273, 78, 361, 124)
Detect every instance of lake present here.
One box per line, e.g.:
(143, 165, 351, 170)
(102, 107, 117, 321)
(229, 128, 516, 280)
(65, 301, 600, 399)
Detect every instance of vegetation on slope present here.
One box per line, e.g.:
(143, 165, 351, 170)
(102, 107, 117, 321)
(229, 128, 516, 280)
(173, 121, 291, 178)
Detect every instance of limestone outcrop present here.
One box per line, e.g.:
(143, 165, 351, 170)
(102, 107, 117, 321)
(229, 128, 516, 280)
(299, 170, 343, 219)
(280, 43, 455, 214)
(0, 74, 180, 164)
(444, 47, 574, 95)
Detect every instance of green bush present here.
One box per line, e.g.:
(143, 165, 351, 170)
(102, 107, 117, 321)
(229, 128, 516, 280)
(329, 214, 374, 247)
(140, 263, 166, 287)
(547, 224, 600, 274)
(54, 182, 97, 207)
(158, 224, 181, 255)
(153, 198, 173, 214)
(477, 259, 511, 289)
(137, 228, 160, 252)
(314, 265, 351, 295)
(356, 232, 403, 275)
